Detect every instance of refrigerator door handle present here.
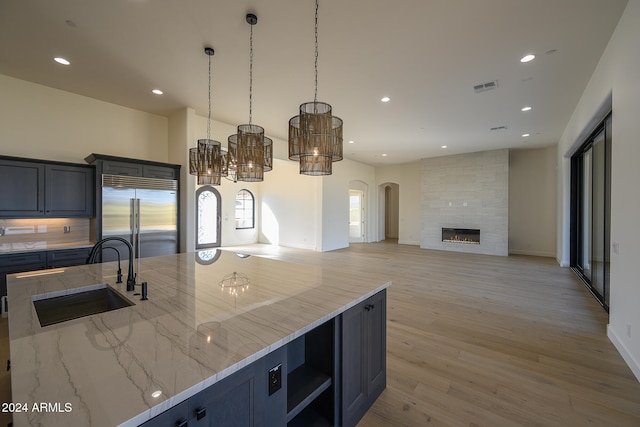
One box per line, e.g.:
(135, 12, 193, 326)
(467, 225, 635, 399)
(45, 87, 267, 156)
(135, 198, 141, 259)
(130, 198, 136, 246)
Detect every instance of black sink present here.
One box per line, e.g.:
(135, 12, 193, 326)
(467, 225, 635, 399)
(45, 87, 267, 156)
(33, 286, 133, 327)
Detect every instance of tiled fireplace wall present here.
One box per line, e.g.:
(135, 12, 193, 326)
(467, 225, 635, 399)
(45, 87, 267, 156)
(420, 149, 508, 256)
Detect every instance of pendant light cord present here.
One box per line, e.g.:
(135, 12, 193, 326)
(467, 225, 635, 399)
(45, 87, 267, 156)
(314, 0, 319, 103)
(249, 21, 253, 125)
(207, 52, 212, 140)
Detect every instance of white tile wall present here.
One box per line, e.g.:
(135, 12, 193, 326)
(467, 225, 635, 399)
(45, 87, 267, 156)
(420, 149, 509, 256)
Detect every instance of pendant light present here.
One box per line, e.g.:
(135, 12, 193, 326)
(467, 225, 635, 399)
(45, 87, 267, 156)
(189, 47, 223, 185)
(228, 13, 273, 183)
(288, 0, 343, 176)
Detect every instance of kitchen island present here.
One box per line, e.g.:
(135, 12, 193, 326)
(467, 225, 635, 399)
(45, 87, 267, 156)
(7, 250, 389, 426)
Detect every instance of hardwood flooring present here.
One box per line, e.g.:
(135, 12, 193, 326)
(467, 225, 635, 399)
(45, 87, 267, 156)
(2, 241, 639, 426)
(225, 241, 640, 427)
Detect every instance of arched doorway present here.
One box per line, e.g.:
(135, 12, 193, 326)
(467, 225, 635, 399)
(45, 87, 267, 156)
(378, 183, 399, 241)
(196, 186, 221, 249)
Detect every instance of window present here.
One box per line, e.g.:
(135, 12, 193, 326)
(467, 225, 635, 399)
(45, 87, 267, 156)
(196, 186, 221, 249)
(235, 189, 254, 229)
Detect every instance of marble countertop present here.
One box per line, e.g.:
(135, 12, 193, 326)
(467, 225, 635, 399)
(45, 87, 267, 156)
(7, 249, 390, 427)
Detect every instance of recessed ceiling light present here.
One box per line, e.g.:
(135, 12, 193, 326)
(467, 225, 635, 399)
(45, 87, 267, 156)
(520, 54, 536, 63)
(382, 153, 388, 157)
(522, 133, 530, 137)
(381, 97, 390, 103)
(54, 57, 70, 65)
(348, 140, 354, 144)
(151, 390, 162, 399)
(441, 145, 447, 149)
(151, 89, 163, 95)
(521, 106, 532, 112)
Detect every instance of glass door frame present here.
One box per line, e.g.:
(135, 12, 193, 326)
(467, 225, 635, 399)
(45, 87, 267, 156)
(196, 186, 222, 249)
(570, 112, 611, 311)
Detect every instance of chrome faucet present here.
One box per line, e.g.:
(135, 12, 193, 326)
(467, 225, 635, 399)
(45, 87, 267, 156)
(87, 237, 136, 291)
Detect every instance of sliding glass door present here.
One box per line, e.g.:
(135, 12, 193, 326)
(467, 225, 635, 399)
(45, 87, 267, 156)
(571, 114, 611, 310)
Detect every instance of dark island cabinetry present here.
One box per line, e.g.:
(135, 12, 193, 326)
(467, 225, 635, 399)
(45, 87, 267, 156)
(0, 157, 94, 218)
(140, 290, 386, 427)
(341, 289, 387, 427)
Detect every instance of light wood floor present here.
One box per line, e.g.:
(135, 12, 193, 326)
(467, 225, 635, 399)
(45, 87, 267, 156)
(2, 242, 639, 426)
(226, 241, 640, 427)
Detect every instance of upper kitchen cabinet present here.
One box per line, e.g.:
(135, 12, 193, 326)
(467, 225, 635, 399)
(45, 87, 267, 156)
(85, 153, 180, 180)
(46, 164, 94, 217)
(0, 157, 94, 218)
(0, 158, 44, 217)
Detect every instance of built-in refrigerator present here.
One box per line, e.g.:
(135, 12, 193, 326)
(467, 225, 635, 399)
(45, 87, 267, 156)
(99, 174, 178, 262)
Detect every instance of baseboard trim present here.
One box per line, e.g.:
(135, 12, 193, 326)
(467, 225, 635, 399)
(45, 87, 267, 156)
(508, 249, 555, 258)
(608, 324, 640, 383)
(398, 240, 420, 246)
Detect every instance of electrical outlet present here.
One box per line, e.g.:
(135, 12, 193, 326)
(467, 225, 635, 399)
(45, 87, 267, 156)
(627, 323, 632, 339)
(268, 363, 282, 396)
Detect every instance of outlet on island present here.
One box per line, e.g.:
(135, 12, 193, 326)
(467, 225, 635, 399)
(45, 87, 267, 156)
(268, 363, 282, 396)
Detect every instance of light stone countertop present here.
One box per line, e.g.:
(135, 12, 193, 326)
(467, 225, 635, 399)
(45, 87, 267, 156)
(7, 249, 390, 427)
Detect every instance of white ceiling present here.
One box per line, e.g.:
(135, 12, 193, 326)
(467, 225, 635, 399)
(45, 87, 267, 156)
(0, 0, 628, 166)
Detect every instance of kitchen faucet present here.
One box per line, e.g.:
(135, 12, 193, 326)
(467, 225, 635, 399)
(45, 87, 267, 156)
(99, 246, 122, 283)
(87, 237, 136, 291)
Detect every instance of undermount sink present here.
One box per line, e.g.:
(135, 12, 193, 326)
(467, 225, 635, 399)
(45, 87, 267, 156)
(33, 285, 134, 327)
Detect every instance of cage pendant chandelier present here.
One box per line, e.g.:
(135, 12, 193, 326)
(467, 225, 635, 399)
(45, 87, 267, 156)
(189, 47, 223, 185)
(228, 13, 273, 183)
(288, 0, 343, 176)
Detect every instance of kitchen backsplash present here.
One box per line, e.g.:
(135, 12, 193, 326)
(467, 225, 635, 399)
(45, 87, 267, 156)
(0, 218, 90, 251)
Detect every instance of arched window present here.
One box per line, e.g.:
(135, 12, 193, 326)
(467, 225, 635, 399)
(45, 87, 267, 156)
(235, 189, 254, 229)
(196, 186, 221, 249)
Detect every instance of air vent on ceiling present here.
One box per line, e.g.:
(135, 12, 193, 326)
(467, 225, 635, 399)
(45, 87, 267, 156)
(490, 125, 508, 131)
(474, 80, 498, 93)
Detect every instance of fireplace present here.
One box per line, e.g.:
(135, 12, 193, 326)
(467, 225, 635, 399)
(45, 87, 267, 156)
(442, 228, 480, 244)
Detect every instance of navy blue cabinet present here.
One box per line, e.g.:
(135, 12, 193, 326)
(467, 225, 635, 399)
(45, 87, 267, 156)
(0, 251, 47, 297)
(341, 289, 386, 427)
(0, 157, 94, 218)
(0, 159, 45, 217)
(139, 291, 387, 427)
(1, 247, 92, 296)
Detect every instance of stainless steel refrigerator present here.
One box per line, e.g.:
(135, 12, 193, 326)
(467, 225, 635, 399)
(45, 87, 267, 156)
(100, 174, 178, 262)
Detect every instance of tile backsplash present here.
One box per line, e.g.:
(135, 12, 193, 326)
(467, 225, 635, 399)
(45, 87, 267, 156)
(0, 218, 90, 251)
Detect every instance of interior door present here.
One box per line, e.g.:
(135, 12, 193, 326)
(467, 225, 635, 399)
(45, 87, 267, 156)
(349, 190, 364, 243)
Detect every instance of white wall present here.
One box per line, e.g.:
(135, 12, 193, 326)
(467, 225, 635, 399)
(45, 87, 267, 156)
(168, 108, 193, 253)
(259, 159, 320, 250)
(509, 146, 557, 257)
(376, 162, 421, 245)
(321, 159, 377, 251)
(557, 0, 640, 381)
(0, 74, 168, 164)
